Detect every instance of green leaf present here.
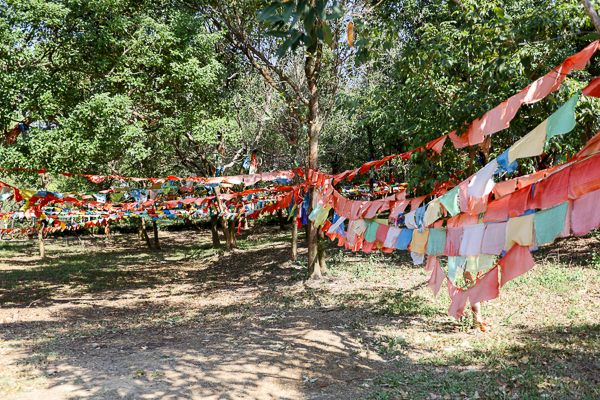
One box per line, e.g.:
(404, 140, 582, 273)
(290, 31, 303, 51)
(290, 0, 308, 28)
(276, 37, 293, 59)
(266, 30, 288, 38)
(322, 22, 332, 47)
(580, 33, 600, 41)
(493, 6, 504, 19)
(327, 2, 343, 20)
(301, 33, 312, 47)
(315, 0, 326, 21)
(303, 7, 316, 33)
(258, 2, 282, 22)
(282, 1, 296, 22)
(301, 34, 312, 48)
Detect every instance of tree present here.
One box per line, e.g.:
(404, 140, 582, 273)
(348, 0, 600, 196)
(190, 0, 358, 278)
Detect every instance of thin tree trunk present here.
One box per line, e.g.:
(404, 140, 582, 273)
(210, 215, 221, 248)
(38, 222, 45, 259)
(305, 47, 322, 280)
(138, 217, 144, 241)
(139, 218, 152, 249)
(152, 220, 161, 250)
(228, 219, 238, 249)
(220, 216, 232, 251)
(317, 228, 327, 274)
(214, 187, 232, 251)
(242, 217, 249, 230)
(277, 209, 285, 230)
(291, 217, 298, 261)
(581, 0, 600, 33)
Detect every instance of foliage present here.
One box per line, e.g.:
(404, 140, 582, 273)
(340, 0, 600, 194)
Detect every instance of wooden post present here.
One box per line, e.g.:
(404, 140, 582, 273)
(581, 0, 600, 34)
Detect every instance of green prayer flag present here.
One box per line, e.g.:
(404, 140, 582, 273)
(546, 92, 579, 140)
(439, 185, 460, 216)
(534, 201, 568, 245)
(364, 220, 379, 243)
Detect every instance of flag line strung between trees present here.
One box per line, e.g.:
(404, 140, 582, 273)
(4, 41, 600, 186)
(3, 127, 600, 318)
(2, 43, 600, 318)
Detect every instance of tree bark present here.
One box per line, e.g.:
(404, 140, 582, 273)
(242, 216, 249, 230)
(317, 228, 327, 274)
(291, 216, 298, 261)
(221, 216, 232, 251)
(139, 217, 152, 249)
(228, 219, 238, 249)
(305, 47, 322, 280)
(214, 187, 233, 251)
(152, 220, 161, 250)
(581, 0, 600, 34)
(277, 209, 285, 230)
(38, 222, 45, 259)
(210, 215, 221, 248)
(138, 217, 144, 241)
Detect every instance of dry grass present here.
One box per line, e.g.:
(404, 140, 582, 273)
(0, 222, 599, 399)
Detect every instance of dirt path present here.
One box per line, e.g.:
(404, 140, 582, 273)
(1, 226, 599, 399)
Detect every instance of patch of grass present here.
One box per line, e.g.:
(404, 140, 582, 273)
(377, 290, 440, 317)
(504, 263, 585, 293)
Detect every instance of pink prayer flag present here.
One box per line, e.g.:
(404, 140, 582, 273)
(390, 200, 409, 218)
(448, 267, 500, 319)
(426, 135, 448, 154)
(427, 256, 445, 297)
(571, 188, 600, 236)
(410, 195, 427, 212)
(499, 245, 535, 287)
(569, 153, 600, 199)
(448, 129, 470, 149)
(582, 76, 600, 98)
(447, 281, 469, 319)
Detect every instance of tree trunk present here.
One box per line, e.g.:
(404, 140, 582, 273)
(305, 47, 322, 280)
(317, 228, 327, 274)
(214, 187, 233, 251)
(242, 217, 249, 230)
(152, 220, 161, 250)
(38, 222, 45, 259)
(138, 217, 144, 241)
(210, 215, 221, 248)
(139, 218, 152, 249)
(277, 209, 285, 230)
(220, 216, 232, 251)
(228, 219, 238, 249)
(581, 0, 600, 34)
(291, 217, 298, 261)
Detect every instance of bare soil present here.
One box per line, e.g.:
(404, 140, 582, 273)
(1, 224, 599, 399)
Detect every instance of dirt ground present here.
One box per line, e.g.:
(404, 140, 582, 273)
(1, 223, 599, 400)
